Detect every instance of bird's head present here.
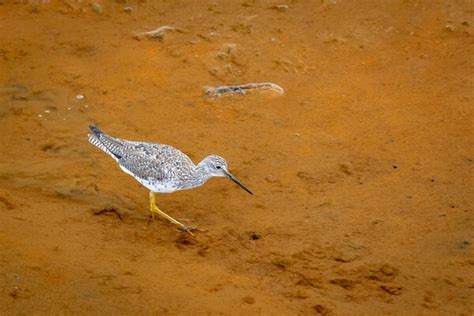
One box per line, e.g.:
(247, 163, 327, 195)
(200, 155, 253, 194)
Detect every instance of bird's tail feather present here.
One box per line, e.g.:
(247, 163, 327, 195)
(89, 125, 105, 138)
(88, 125, 124, 160)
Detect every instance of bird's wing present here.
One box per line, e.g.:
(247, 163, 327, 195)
(118, 156, 167, 181)
(89, 126, 195, 167)
(121, 143, 194, 165)
(117, 143, 196, 182)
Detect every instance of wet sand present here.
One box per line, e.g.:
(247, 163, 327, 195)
(0, 1, 473, 314)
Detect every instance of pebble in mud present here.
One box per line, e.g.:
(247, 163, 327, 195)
(91, 3, 102, 14)
(248, 232, 261, 240)
(8, 286, 23, 298)
(273, 4, 288, 12)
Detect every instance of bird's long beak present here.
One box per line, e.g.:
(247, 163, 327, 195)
(224, 170, 253, 195)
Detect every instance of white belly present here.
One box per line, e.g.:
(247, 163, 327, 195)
(119, 165, 179, 193)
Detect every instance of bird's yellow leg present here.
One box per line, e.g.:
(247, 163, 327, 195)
(149, 191, 195, 236)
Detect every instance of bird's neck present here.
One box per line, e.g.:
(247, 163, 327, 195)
(187, 163, 212, 189)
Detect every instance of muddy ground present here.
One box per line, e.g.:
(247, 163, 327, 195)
(0, 0, 473, 315)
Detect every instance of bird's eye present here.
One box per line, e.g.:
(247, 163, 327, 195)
(216, 165, 221, 169)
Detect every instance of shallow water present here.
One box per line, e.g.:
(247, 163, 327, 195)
(0, 1, 473, 314)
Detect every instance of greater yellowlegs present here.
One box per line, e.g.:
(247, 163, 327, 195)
(88, 125, 252, 235)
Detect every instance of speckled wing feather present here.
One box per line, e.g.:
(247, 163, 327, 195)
(117, 142, 196, 181)
(118, 155, 166, 181)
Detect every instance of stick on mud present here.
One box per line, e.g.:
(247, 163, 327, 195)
(204, 83, 284, 97)
(133, 26, 176, 40)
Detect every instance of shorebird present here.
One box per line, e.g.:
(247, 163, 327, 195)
(88, 125, 252, 235)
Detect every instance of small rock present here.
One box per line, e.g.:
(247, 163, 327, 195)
(445, 24, 455, 32)
(274, 4, 288, 11)
(249, 232, 261, 240)
(8, 286, 22, 298)
(91, 3, 102, 14)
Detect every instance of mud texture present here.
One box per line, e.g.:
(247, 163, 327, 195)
(0, 1, 473, 315)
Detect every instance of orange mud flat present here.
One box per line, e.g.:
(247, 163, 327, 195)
(0, 1, 472, 315)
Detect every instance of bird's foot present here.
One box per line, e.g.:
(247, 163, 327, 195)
(178, 225, 199, 236)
